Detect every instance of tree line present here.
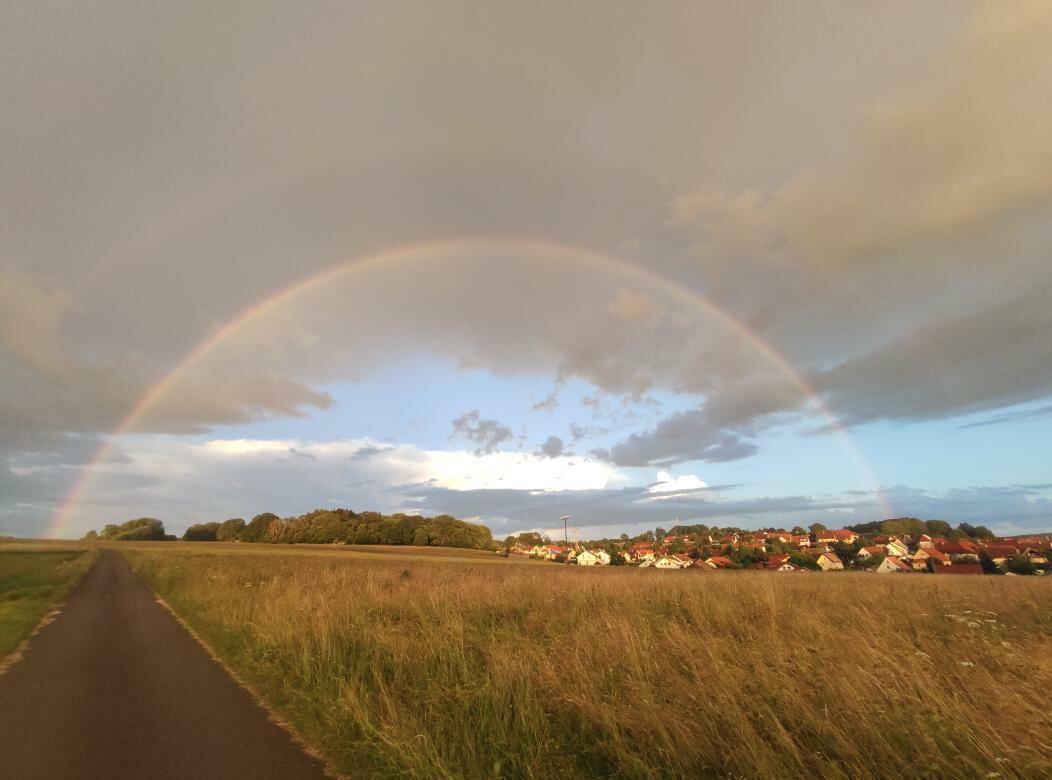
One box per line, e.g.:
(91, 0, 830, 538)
(83, 509, 494, 550)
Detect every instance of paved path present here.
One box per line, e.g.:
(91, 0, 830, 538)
(0, 551, 327, 779)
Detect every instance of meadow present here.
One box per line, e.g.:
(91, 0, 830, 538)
(122, 544, 1052, 779)
(0, 543, 96, 658)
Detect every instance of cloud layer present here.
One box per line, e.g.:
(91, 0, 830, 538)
(3, 3, 1051, 535)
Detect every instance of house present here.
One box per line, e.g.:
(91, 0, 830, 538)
(766, 554, 797, 572)
(884, 539, 909, 558)
(1025, 548, 1049, 565)
(576, 550, 600, 566)
(629, 544, 655, 562)
(981, 544, 1018, 563)
(933, 564, 985, 576)
(704, 556, 734, 569)
(530, 545, 550, 559)
(814, 529, 858, 546)
(654, 555, 687, 569)
(790, 534, 811, 548)
(810, 551, 844, 571)
(547, 545, 570, 560)
(595, 550, 611, 565)
(875, 556, 911, 574)
(856, 546, 885, 561)
(910, 547, 950, 570)
(935, 541, 980, 561)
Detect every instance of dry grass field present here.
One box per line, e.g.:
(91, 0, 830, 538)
(120, 544, 1052, 779)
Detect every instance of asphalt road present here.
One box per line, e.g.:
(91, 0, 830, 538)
(0, 551, 327, 779)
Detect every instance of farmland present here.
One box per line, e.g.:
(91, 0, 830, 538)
(0, 544, 96, 658)
(123, 544, 1052, 779)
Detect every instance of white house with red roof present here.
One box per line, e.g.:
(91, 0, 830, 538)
(876, 556, 911, 574)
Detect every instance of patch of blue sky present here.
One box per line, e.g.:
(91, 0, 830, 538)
(207, 356, 695, 456)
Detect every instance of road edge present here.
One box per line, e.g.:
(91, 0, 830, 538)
(0, 550, 99, 677)
(0, 603, 66, 677)
(149, 590, 342, 779)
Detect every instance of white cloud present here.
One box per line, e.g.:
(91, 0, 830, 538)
(52, 435, 624, 536)
(647, 470, 708, 499)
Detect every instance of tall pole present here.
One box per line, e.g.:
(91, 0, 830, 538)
(561, 515, 571, 545)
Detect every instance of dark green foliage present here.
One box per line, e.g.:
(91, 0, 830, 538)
(240, 513, 280, 543)
(848, 517, 997, 540)
(98, 517, 168, 541)
(183, 522, 220, 542)
(979, 551, 1001, 575)
(832, 541, 861, 566)
(1004, 554, 1037, 575)
(789, 552, 820, 571)
(862, 553, 885, 569)
(176, 508, 494, 550)
(731, 547, 767, 567)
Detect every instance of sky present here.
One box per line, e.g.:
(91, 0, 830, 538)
(2, 1, 1051, 540)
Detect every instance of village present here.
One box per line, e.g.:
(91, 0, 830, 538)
(504, 527, 1052, 575)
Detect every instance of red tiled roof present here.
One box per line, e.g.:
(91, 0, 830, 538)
(935, 542, 980, 556)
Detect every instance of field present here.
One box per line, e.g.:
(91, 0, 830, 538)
(0, 543, 97, 658)
(122, 544, 1052, 779)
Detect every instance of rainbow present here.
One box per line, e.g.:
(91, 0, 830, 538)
(50, 239, 888, 537)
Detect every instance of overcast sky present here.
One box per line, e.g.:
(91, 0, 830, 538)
(3, 1, 1050, 539)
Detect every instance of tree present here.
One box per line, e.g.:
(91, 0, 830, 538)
(241, 512, 280, 543)
(732, 547, 767, 567)
(216, 518, 246, 542)
(1004, 554, 1036, 575)
(979, 551, 1001, 575)
(98, 517, 167, 541)
(655, 527, 667, 541)
(82, 530, 98, 540)
(924, 519, 953, 537)
(791, 526, 806, 535)
(809, 523, 827, 534)
(832, 541, 861, 567)
(789, 552, 820, 571)
(183, 522, 220, 542)
(862, 553, 884, 570)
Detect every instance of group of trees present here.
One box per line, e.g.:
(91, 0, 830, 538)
(847, 517, 994, 540)
(83, 517, 173, 541)
(83, 509, 493, 551)
(179, 508, 493, 550)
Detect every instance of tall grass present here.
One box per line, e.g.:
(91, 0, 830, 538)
(124, 548, 1052, 778)
(0, 546, 97, 657)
